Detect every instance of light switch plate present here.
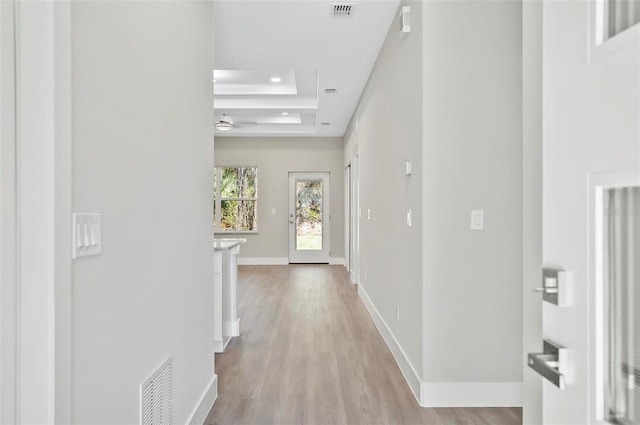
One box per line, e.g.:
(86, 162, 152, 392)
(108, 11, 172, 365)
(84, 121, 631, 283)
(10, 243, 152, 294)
(404, 160, 412, 175)
(470, 209, 484, 231)
(73, 213, 102, 259)
(406, 209, 412, 227)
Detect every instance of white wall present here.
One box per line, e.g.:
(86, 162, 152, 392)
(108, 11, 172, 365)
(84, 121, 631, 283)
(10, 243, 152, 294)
(71, 2, 215, 423)
(215, 137, 344, 262)
(421, 0, 523, 403)
(344, 0, 425, 399)
(346, 0, 523, 407)
(541, 1, 640, 422)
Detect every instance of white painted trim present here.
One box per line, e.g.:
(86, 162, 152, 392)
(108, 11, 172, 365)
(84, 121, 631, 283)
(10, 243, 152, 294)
(420, 382, 523, 407)
(0, 1, 18, 422)
(52, 1, 72, 422)
(237, 257, 288, 266)
(186, 374, 218, 425)
(231, 319, 240, 337)
(357, 284, 422, 405)
(236, 256, 344, 266)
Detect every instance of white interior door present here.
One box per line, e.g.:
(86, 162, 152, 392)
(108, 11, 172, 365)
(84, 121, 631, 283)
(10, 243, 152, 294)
(288, 172, 330, 264)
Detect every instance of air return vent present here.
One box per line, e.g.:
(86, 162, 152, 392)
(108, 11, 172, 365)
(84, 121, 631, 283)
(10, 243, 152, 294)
(140, 357, 172, 425)
(331, 3, 354, 18)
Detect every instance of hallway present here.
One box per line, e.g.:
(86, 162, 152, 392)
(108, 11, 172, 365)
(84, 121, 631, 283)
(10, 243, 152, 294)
(205, 265, 522, 425)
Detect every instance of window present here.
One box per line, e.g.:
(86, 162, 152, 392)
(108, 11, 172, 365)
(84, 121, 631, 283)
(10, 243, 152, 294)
(213, 167, 258, 233)
(607, 0, 640, 39)
(603, 187, 640, 424)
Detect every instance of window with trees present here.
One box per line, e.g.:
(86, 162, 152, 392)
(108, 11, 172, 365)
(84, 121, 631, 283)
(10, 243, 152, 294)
(213, 167, 258, 233)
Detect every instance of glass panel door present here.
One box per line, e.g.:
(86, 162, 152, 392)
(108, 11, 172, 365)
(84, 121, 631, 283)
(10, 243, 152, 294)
(295, 180, 322, 250)
(288, 172, 330, 263)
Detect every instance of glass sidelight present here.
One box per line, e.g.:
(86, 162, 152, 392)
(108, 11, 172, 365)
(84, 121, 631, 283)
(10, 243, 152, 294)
(604, 187, 640, 424)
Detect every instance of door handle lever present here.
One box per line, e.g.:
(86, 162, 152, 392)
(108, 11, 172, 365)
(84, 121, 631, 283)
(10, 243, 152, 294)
(533, 287, 558, 294)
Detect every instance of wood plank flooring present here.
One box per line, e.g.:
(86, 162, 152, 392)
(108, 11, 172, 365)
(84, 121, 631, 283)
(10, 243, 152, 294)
(205, 265, 522, 425)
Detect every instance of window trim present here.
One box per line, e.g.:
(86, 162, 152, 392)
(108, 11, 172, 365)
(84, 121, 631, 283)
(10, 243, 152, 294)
(214, 166, 259, 234)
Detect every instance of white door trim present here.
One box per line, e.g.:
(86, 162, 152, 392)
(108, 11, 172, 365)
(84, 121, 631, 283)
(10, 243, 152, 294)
(0, 1, 18, 421)
(344, 164, 350, 272)
(288, 172, 331, 264)
(8, 1, 72, 422)
(351, 154, 359, 284)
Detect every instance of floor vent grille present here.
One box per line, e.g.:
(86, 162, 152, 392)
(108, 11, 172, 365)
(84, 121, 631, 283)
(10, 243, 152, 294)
(331, 3, 354, 18)
(140, 357, 172, 425)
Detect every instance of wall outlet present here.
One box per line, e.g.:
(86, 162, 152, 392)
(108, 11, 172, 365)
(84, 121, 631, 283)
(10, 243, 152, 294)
(364, 269, 368, 282)
(271, 208, 276, 215)
(396, 306, 400, 323)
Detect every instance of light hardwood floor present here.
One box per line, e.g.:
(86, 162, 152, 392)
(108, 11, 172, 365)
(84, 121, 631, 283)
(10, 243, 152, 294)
(205, 264, 522, 425)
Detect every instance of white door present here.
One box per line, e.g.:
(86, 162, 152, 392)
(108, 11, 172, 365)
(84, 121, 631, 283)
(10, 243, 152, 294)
(288, 172, 330, 263)
(533, 0, 640, 423)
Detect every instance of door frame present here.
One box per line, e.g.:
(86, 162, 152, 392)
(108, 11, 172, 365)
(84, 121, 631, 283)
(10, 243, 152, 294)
(0, 1, 18, 421)
(344, 164, 350, 273)
(0, 2, 73, 421)
(288, 172, 331, 264)
(350, 154, 360, 284)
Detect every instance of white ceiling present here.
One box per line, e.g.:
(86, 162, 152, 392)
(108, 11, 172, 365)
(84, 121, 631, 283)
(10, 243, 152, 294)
(214, 0, 400, 137)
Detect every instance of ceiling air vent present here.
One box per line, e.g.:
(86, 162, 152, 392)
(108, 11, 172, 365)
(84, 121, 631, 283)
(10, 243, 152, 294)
(331, 3, 354, 18)
(140, 357, 172, 425)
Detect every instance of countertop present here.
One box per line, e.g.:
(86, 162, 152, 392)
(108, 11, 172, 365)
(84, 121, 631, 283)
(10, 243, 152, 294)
(213, 238, 246, 251)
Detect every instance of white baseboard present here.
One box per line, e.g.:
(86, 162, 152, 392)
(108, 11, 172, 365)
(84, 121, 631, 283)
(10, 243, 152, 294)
(420, 382, 522, 407)
(187, 374, 218, 425)
(231, 319, 240, 337)
(238, 257, 345, 266)
(357, 285, 422, 405)
(237, 257, 288, 265)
